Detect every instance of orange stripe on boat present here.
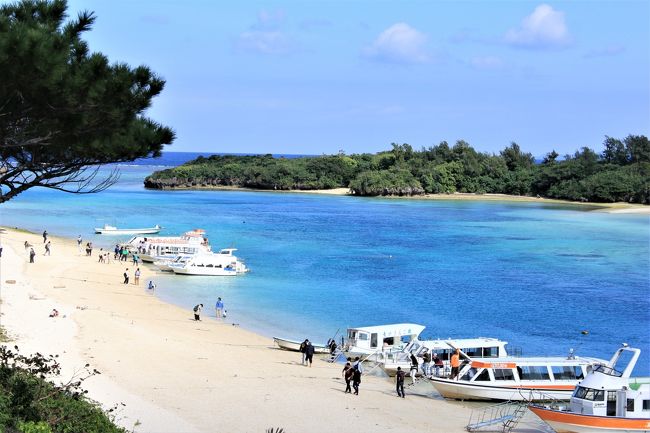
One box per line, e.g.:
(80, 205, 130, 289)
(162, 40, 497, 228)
(530, 406, 650, 429)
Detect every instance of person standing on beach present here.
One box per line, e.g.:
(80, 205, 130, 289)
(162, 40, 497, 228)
(29, 248, 36, 263)
(77, 235, 82, 253)
(193, 303, 203, 321)
(352, 357, 362, 395)
(42, 230, 47, 243)
(44, 241, 51, 256)
(215, 297, 224, 318)
(396, 366, 406, 398)
(304, 341, 315, 367)
(343, 360, 354, 394)
(132, 253, 139, 265)
(299, 339, 308, 365)
(134, 268, 141, 285)
(123, 268, 129, 284)
(450, 349, 461, 380)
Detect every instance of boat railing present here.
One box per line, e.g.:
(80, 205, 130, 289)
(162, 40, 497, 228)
(466, 400, 527, 433)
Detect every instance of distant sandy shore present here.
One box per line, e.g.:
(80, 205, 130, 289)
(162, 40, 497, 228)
(157, 184, 650, 214)
(1, 227, 553, 433)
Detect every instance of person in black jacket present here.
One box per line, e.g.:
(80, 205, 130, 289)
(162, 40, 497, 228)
(299, 339, 308, 365)
(396, 366, 406, 398)
(304, 341, 315, 367)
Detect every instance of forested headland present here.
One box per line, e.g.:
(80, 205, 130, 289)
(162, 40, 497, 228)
(144, 135, 650, 204)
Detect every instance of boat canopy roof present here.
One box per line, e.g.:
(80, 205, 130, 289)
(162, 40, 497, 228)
(467, 355, 606, 368)
(419, 337, 507, 349)
(348, 323, 425, 337)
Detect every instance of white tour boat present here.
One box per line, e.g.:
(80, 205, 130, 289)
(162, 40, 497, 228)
(429, 351, 607, 401)
(529, 345, 650, 433)
(127, 229, 211, 262)
(273, 337, 330, 354)
(95, 224, 161, 235)
(344, 323, 426, 356)
(170, 248, 248, 276)
(380, 337, 509, 376)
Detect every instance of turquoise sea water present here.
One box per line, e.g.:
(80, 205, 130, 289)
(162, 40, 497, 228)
(1, 154, 649, 374)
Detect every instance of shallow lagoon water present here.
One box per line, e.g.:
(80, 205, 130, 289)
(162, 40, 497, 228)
(1, 157, 648, 374)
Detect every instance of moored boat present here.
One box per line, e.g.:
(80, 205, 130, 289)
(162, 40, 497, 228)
(128, 229, 211, 262)
(529, 345, 650, 433)
(344, 323, 426, 356)
(273, 337, 330, 354)
(170, 248, 248, 276)
(95, 224, 161, 235)
(429, 352, 607, 401)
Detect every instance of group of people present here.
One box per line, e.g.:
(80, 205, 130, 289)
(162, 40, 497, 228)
(122, 267, 141, 285)
(408, 348, 446, 381)
(342, 357, 363, 395)
(193, 298, 226, 321)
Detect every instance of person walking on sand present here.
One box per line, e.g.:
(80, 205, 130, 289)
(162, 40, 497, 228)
(352, 357, 362, 395)
(132, 253, 139, 265)
(29, 248, 36, 263)
(123, 268, 129, 284)
(450, 348, 461, 380)
(134, 268, 141, 285)
(342, 358, 353, 393)
(299, 339, 308, 365)
(396, 366, 406, 398)
(304, 341, 315, 367)
(44, 241, 51, 256)
(42, 230, 48, 243)
(215, 297, 224, 318)
(409, 353, 418, 385)
(193, 303, 203, 321)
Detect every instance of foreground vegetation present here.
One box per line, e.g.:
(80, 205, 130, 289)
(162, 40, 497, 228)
(0, 346, 126, 433)
(145, 135, 650, 204)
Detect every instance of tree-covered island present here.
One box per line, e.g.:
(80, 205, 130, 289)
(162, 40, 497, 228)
(145, 135, 649, 204)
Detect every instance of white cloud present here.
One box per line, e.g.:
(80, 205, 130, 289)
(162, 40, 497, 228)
(362, 23, 429, 64)
(236, 31, 291, 55)
(470, 56, 503, 69)
(505, 4, 571, 49)
(236, 9, 292, 55)
(253, 9, 285, 31)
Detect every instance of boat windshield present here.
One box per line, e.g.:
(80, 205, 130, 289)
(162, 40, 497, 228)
(574, 386, 605, 401)
(594, 364, 622, 377)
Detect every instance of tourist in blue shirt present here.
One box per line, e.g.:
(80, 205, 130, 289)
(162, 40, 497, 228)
(215, 297, 224, 318)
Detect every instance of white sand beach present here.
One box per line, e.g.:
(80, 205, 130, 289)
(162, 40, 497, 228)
(0, 227, 551, 433)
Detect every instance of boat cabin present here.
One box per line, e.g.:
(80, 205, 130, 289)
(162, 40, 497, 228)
(455, 356, 605, 392)
(407, 337, 508, 361)
(345, 323, 425, 355)
(569, 346, 649, 418)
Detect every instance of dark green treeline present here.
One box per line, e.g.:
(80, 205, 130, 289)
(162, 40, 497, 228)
(145, 135, 650, 204)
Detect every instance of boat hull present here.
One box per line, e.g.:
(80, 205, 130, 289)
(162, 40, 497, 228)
(95, 228, 161, 235)
(172, 267, 237, 276)
(429, 378, 575, 401)
(273, 337, 329, 354)
(529, 405, 650, 433)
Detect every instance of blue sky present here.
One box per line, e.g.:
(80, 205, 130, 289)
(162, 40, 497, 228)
(64, 0, 649, 156)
